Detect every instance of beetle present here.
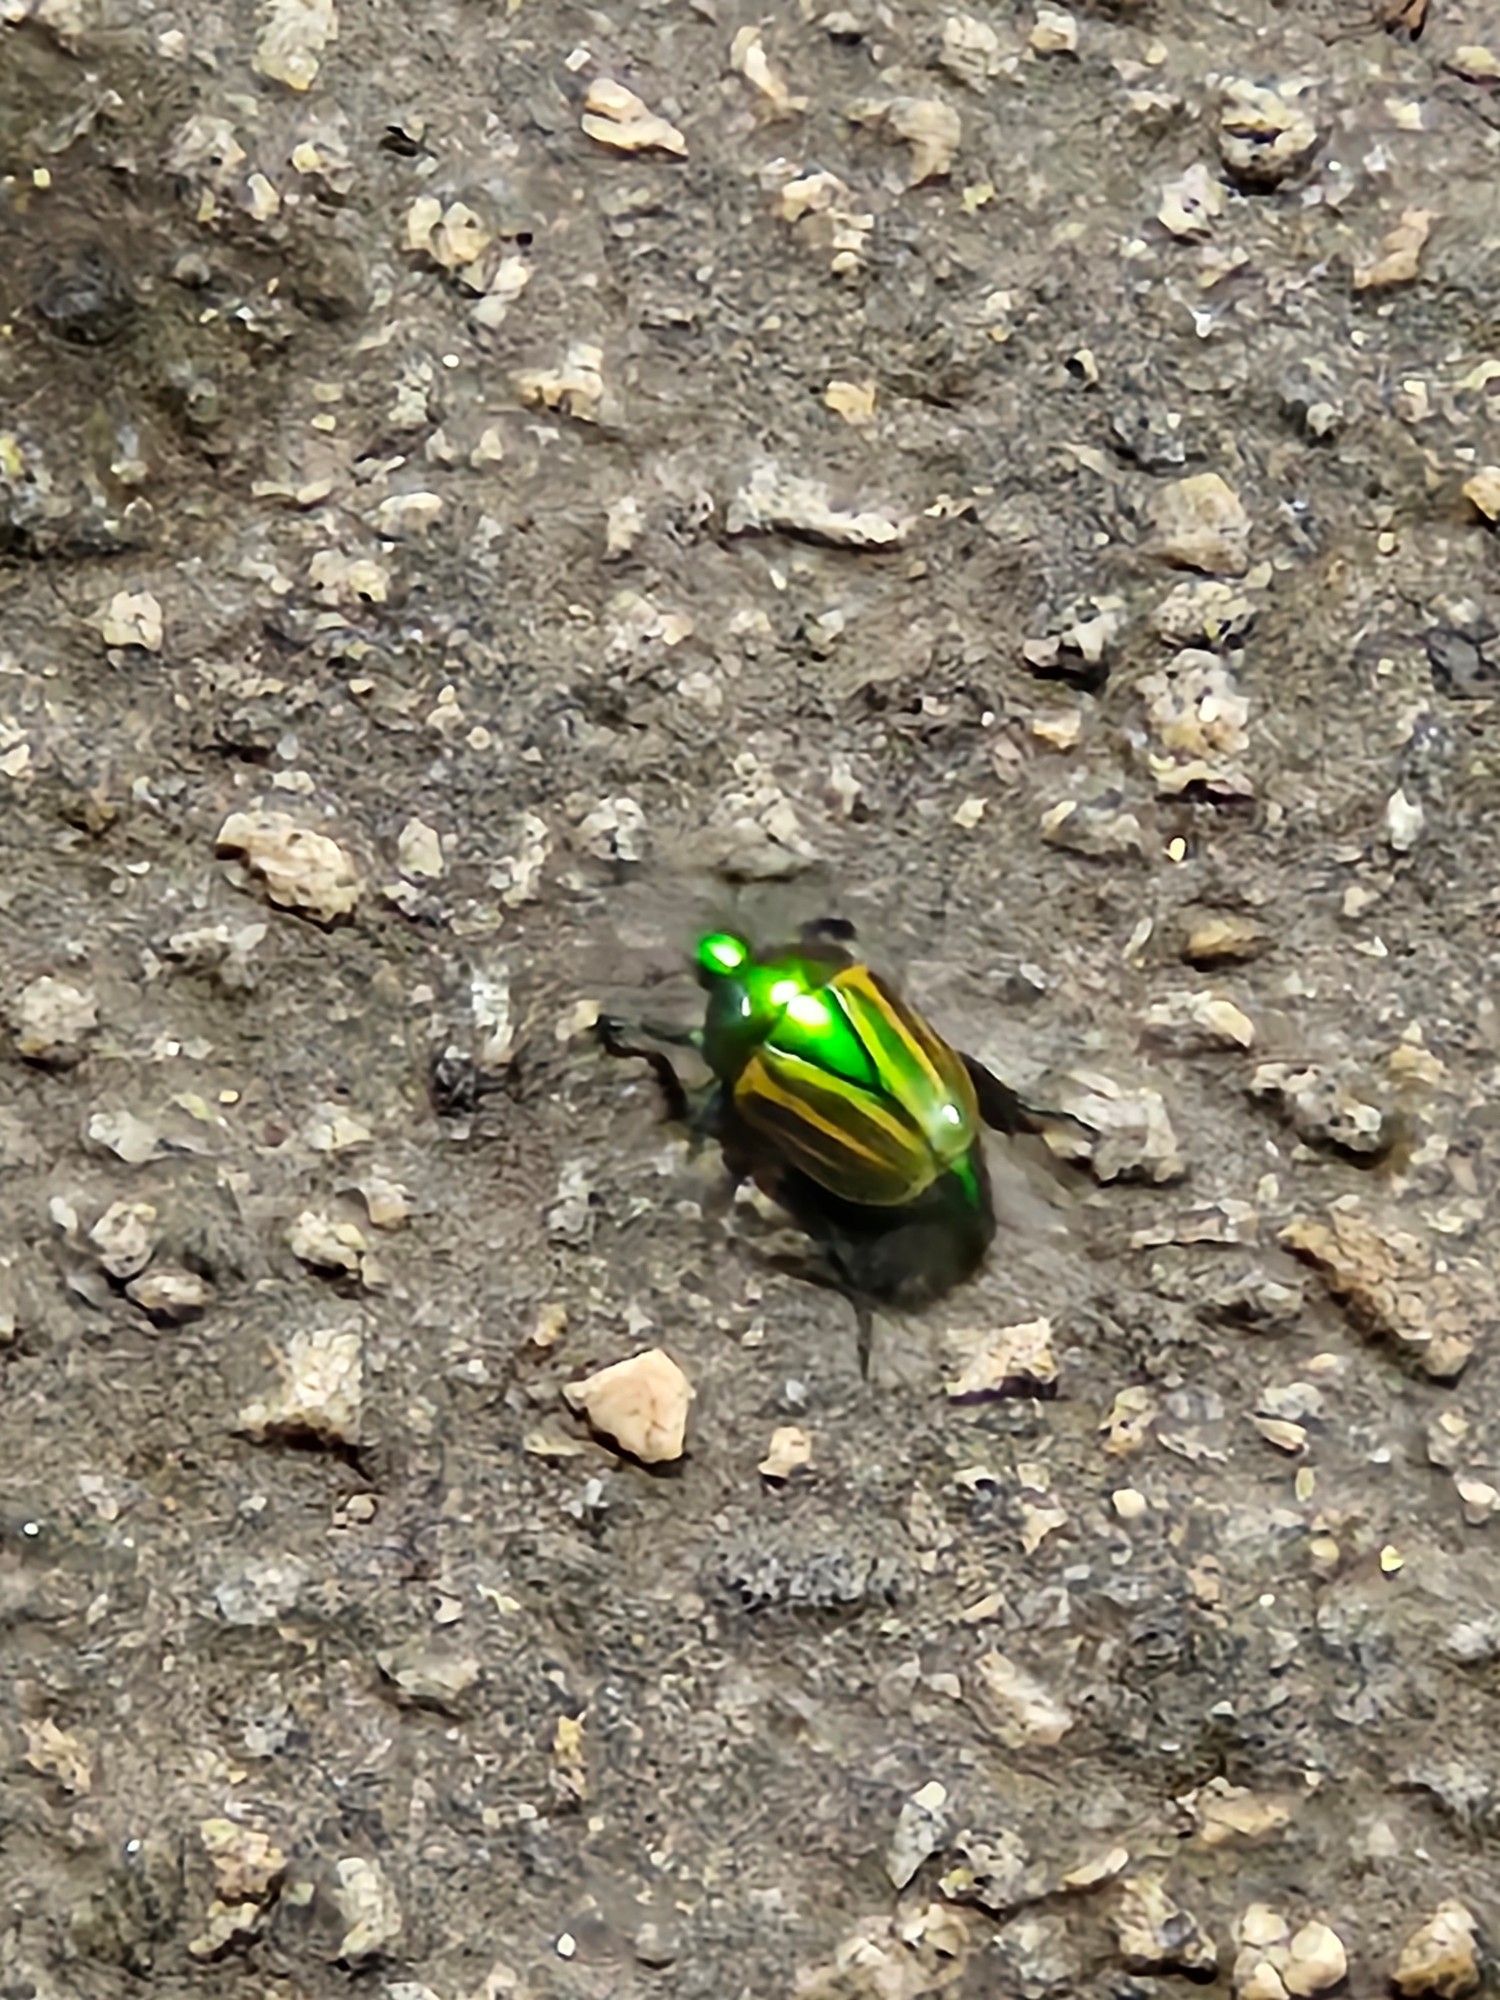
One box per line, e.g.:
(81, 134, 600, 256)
(598, 918, 1060, 1359)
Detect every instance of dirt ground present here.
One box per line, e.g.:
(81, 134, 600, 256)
(3, 0, 1500, 1994)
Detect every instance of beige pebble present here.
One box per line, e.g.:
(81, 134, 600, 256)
(565, 1347, 692, 1463)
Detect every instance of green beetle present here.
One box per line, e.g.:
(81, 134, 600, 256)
(600, 918, 1055, 1341)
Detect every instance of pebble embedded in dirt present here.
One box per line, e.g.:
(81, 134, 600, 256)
(376, 1639, 480, 1715)
(1114, 1873, 1218, 1979)
(254, 0, 337, 89)
(564, 1348, 692, 1464)
(1354, 208, 1433, 290)
(328, 1855, 402, 1964)
(848, 95, 961, 184)
(216, 810, 361, 923)
(23, 1716, 93, 1793)
(1030, 5, 1078, 55)
(1249, 1061, 1392, 1158)
(1040, 791, 1147, 859)
(1189, 1780, 1291, 1849)
(126, 1267, 213, 1325)
(514, 341, 608, 424)
(1151, 474, 1252, 575)
(1280, 1208, 1475, 1380)
(189, 1817, 286, 1957)
(1217, 78, 1320, 188)
(11, 974, 98, 1067)
(727, 463, 913, 549)
(1040, 1069, 1185, 1183)
(96, 588, 163, 652)
(730, 25, 805, 118)
(759, 1425, 813, 1480)
(1461, 468, 1500, 525)
(88, 1199, 157, 1280)
(237, 1324, 364, 1448)
(944, 1318, 1058, 1399)
(581, 79, 687, 157)
(288, 1207, 371, 1278)
(1391, 1901, 1481, 1998)
(938, 13, 1003, 85)
(972, 1650, 1073, 1747)
(886, 1780, 950, 1889)
(1152, 578, 1257, 649)
(1143, 989, 1256, 1051)
(1181, 913, 1264, 964)
(1139, 649, 1253, 798)
(1158, 162, 1226, 240)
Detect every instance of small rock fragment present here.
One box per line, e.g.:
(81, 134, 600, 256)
(216, 810, 361, 923)
(972, 1651, 1073, 1747)
(1139, 648, 1253, 798)
(1461, 468, 1500, 525)
(237, 1325, 364, 1448)
(1115, 1874, 1218, 1980)
(1456, 1476, 1500, 1527)
(939, 1827, 1044, 1917)
(945, 1319, 1058, 1399)
(1158, 162, 1225, 239)
(11, 974, 98, 1066)
(329, 1856, 401, 1964)
(288, 1208, 369, 1277)
(1281, 1208, 1474, 1380)
(1249, 1062, 1391, 1158)
(1030, 4, 1078, 54)
(1103, 1386, 1157, 1454)
(1151, 473, 1251, 575)
(759, 1425, 813, 1481)
(199, 1817, 287, 1906)
(513, 341, 606, 423)
(1217, 78, 1319, 188)
(564, 1348, 692, 1464)
(887, 1781, 950, 1890)
(254, 0, 337, 90)
(849, 95, 961, 183)
(97, 588, 163, 652)
(397, 817, 444, 879)
(730, 25, 805, 116)
(1182, 913, 1264, 964)
(23, 1717, 93, 1793)
(825, 378, 878, 426)
(376, 1639, 480, 1714)
(86, 1109, 164, 1166)
(1143, 990, 1256, 1051)
(89, 1199, 158, 1280)
(127, 1268, 214, 1325)
(1040, 791, 1146, 859)
(727, 463, 912, 549)
(1041, 1070, 1185, 1183)
(1190, 1778, 1291, 1848)
(374, 492, 443, 537)
(581, 79, 687, 158)
(1152, 577, 1256, 648)
(769, 165, 874, 274)
(1354, 208, 1433, 289)
(1385, 787, 1425, 853)
(939, 14, 1002, 86)
(1392, 1902, 1480, 1998)
(1280, 1920, 1352, 2000)
(1446, 45, 1500, 81)
(471, 253, 530, 331)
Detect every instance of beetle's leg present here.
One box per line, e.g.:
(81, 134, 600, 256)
(961, 1051, 1092, 1141)
(596, 1014, 695, 1123)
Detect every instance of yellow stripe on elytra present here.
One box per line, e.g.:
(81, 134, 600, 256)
(832, 967, 949, 1109)
(736, 1046, 935, 1198)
